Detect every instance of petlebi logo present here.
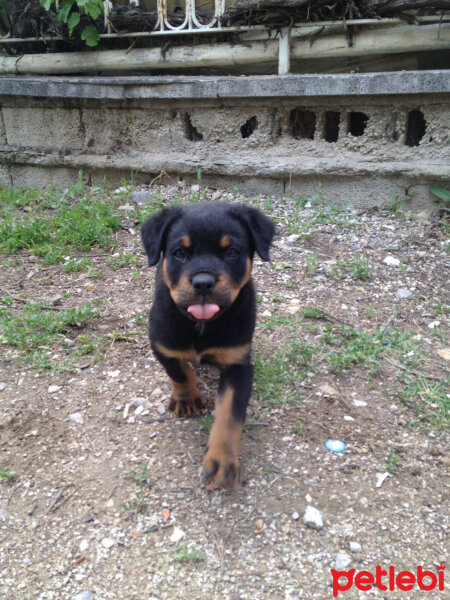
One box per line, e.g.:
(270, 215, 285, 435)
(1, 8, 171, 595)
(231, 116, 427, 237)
(331, 564, 445, 597)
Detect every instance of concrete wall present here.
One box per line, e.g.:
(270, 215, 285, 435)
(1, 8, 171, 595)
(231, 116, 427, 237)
(0, 73, 449, 209)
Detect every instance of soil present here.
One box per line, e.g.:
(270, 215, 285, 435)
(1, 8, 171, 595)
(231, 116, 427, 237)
(0, 184, 448, 600)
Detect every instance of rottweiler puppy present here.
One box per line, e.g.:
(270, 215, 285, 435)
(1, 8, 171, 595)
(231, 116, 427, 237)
(141, 202, 275, 487)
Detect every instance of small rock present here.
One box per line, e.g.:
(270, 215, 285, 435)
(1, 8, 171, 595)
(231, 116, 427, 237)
(343, 415, 355, 421)
(130, 397, 150, 409)
(169, 527, 185, 543)
(336, 553, 352, 569)
(428, 320, 441, 330)
(255, 519, 264, 530)
(396, 288, 412, 299)
(292, 511, 300, 521)
(319, 384, 339, 397)
(261, 310, 272, 317)
(107, 370, 120, 378)
(383, 256, 400, 267)
(0, 506, 7, 521)
(101, 537, 115, 549)
(376, 472, 391, 488)
(131, 191, 152, 204)
(157, 406, 166, 415)
(190, 184, 200, 193)
(73, 591, 92, 600)
(117, 204, 134, 211)
(48, 385, 62, 394)
(437, 348, 450, 361)
(47, 295, 63, 306)
(135, 405, 144, 416)
(79, 539, 89, 552)
(349, 541, 362, 554)
(303, 505, 323, 530)
(69, 412, 84, 425)
(151, 388, 163, 399)
(353, 399, 367, 407)
(0, 383, 6, 392)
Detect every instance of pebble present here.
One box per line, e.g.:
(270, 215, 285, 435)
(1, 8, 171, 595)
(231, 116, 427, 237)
(73, 592, 92, 600)
(0, 506, 7, 521)
(353, 399, 367, 407)
(79, 539, 89, 552)
(335, 553, 352, 569)
(69, 412, 84, 425)
(48, 385, 62, 394)
(117, 204, 134, 211)
(292, 511, 300, 521)
(169, 527, 185, 543)
(101, 537, 115, 549)
(303, 505, 323, 530)
(349, 541, 363, 554)
(157, 406, 166, 415)
(383, 256, 400, 266)
(0, 383, 5, 392)
(130, 397, 150, 409)
(396, 288, 412, 299)
(319, 384, 339, 397)
(428, 320, 441, 330)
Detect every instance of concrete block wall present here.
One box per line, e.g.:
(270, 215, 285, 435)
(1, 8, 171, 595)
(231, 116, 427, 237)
(0, 73, 449, 209)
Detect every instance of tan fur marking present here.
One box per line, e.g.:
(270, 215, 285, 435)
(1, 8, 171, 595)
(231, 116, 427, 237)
(220, 235, 231, 248)
(202, 343, 251, 366)
(216, 257, 253, 303)
(204, 387, 242, 486)
(181, 235, 191, 248)
(154, 341, 197, 361)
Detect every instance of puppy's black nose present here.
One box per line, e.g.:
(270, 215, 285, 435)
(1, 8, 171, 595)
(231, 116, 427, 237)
(191, 273, 216, 295)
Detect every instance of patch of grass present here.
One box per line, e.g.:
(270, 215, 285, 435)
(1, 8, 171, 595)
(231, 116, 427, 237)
(63, 258, 93, 274)
(254, 339, 318, 405)
(301, 306, 325, 320)
(386, 453, 401, 474)
(0, 470, 16, 479)
(0, 300, 101, 370)
(350, 256, 372, 281)
(397, 377, 449, 430)
(327, 325, 385, 375)
(0, 190, 122, 263)
(175, 542, 206, 564)
(296, 419, 305, 438)
(198, 413, 212, 434)
(107, 253, 139, 269)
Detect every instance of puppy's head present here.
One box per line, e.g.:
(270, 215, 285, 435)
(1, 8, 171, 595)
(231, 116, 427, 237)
(141, 202, 275, 321)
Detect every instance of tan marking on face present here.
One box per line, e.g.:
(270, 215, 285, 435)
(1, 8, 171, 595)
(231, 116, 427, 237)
(202, 343, 251, 366)
(181, 235, 191, 248)
(203, 387, 243, 486)
(154, 341, 197, 362)
(215, 257, 253, 303)
(220, 235, 231, 248)
(162, 258, 192, 305)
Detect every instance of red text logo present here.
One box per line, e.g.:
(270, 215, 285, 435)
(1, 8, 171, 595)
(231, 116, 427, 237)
(331, 564, 445, 597)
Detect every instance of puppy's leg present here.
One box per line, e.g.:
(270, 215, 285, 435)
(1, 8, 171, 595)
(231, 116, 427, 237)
(153, 349, 203, 418)
(203, 362, 253, 487)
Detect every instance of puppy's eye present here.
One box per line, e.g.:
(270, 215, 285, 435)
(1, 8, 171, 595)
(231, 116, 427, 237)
(173, 248, 188, 260)
(225, 247, 240, 259)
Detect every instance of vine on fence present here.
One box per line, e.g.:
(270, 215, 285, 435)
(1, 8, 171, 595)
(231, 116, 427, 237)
(39, 0, 104, 46)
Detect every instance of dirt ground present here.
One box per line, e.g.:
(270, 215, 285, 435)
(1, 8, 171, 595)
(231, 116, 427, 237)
(0, 184, 448, 600)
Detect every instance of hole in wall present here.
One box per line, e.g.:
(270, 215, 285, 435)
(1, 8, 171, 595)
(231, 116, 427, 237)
(386, 113, 400, 142)
(405, 109, 426, 147)
(290, 109, 316, 139)
(348, 111, 368, 137)
(324, 111, 340, 143)
(271, 108, 282, 143)
(241, 116, 258, 138)
(183, 112, 203, 142)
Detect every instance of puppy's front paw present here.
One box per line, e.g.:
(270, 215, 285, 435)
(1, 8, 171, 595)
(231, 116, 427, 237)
(168, 394, 204, 418)
(203, 445, 240, 488)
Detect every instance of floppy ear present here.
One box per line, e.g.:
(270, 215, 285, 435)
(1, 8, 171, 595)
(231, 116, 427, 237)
(230, 205, 276, 261)
(141, 206, 183, 266)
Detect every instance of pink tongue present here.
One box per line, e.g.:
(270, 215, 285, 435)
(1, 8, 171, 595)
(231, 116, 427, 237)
(187, 304, 220, 320)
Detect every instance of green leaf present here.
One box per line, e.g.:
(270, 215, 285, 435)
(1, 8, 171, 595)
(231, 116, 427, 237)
(40, 0, 53, 10)
(81, 24, 101, 47)
(430, 186, 450, 203)
(86, 0, 104, 20)
(57, 0, 76, 23)
(68, 11, 81, 35)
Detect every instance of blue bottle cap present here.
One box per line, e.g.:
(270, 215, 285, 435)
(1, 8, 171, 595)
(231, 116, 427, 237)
(325, 439, 346, 453)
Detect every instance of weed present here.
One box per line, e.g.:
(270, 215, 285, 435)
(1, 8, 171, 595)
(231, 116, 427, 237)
(386, 453, 401, 474)
(0, 470, 16, 479)
(175, 542, 206, 563)
(198, 413, 212, 434)
(296, 420, 305, 437)
(107, 253, 139, 269)
(304, 252, 319, 277)
(301, 306, 325, 320)
(350, 256, 372, 281)
(123, 463, 153, 514)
